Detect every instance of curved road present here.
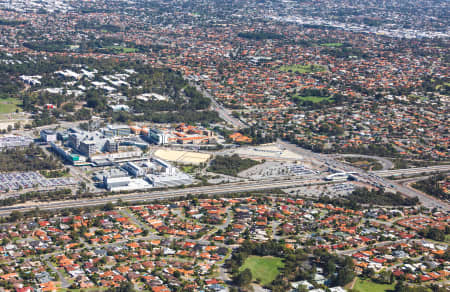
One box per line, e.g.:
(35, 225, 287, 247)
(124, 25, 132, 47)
(332, 154, 394, 170)
(278, 140, 450, 212)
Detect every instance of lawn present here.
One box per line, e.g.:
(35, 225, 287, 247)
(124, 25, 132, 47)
(105, 45, 138, 53)
(239, 256, 284, 286)
(181, 165, 195, 173)
(293, 95, 333, 103)
(0, 97, 22, 114)
(279, 64, 326, 74)
(353, 278, 395, 292)
(320, 42, 343, 47)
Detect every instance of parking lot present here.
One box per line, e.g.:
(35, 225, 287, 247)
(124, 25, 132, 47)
(0, 171, 77, 192)
(240, 161, 318, 179)
(284, 182, 356, 198)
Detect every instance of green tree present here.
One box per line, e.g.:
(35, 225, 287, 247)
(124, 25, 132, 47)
(234, 268, 252, 286)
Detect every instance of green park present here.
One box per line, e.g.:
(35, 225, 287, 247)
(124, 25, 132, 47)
(0, 97, 22, 114)
(239, 256, 284, 286)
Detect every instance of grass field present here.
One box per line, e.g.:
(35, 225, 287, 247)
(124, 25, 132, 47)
(181, 165, 195, 173)
(239, 256, 284, 286)
(105, 45, 138, 53)
(279, 64, 326, 74)
(293, 95, 333, 103)
(0, 98, 22, 114)
(320, 42, 343, 47)
(353, 278, 395, 292)
(342, 157, 383, 171)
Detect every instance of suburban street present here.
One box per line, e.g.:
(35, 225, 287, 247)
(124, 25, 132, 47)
(192, 83, 246, 129)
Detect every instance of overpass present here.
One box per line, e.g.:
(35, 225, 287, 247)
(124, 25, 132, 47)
(325, 172, 358, 181)
(371, 165, 450, 177)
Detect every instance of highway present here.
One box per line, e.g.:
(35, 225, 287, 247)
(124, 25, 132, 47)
(2, 136, 448, 215)
(371, 164, 450, 177)
(278, 140, 450, 211)
(0, 177, 325, 216)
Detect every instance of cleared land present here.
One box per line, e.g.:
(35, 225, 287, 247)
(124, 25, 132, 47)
(279, 64, 326, 74)
(0, 98, 22, 113)
(230, 144, 303, 160)
(353, 278, 396, 292)
(239, 256, 284, 286)
(154, 149, 211, 165)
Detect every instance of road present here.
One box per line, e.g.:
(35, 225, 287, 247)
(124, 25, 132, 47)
(0, 177, 326, 216)
(278, 139, 450, 211)
(372, 164, 450, 177)
(192, 83, 246, 129)
(337, 239, 409, 256)
(1, 137, 448, 215)
(47, 261, 71, 288)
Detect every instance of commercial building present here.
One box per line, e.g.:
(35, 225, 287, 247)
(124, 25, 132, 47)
(90, 148, 142, 163)
(105, 139, 119, 153)
(40, 129, 57, 143)
(103, 176, 132, 191)
(101, 158, 193, 191)
(68, 133, 81, 149)
(79, 141, 97, 156)
(103, 125, 131, 137)
(102, 173, 153, 192)
(145, 158, 193, 187)
(50, 142, 87, 165)
(146, 129, 170, 145)
(0, 135, 33, 150)
(146, 172, 192, 188)
(122, 161, 145, 177)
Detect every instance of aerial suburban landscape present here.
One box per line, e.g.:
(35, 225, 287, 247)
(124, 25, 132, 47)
(0, 0, 448, 291)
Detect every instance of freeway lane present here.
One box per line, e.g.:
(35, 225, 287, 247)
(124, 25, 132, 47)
(1, 137, 448, 216)
(372, 164, 450, 176)
(278, 140, 450, 211)
(0, 177, 325, 216)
